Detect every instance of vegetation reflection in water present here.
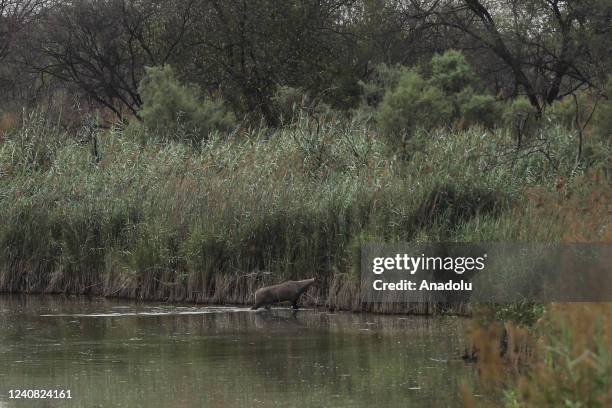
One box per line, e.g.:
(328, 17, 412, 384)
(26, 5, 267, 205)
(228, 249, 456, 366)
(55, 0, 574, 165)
(0, 295, 485, 407)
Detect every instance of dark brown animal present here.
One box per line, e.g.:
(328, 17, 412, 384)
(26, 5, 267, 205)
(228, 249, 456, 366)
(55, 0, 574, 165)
(251, 278, 315, 310)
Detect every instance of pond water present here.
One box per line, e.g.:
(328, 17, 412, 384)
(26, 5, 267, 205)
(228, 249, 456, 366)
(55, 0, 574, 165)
(0, 295, 489, 407)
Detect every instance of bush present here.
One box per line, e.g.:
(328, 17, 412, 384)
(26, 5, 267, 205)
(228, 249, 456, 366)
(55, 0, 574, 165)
(377, 69, 452, 139)
(431, 50, 500, 126)
(429, 50, 480, 95)
(137, 65, 235, 144)
(503, 96, 539, 142)
(271, 86, 332, 125)
(548, 95, 579, 129)
(592, 76, 612, 140)
(375, 51, 500, 138)
(503, 96, 538, 122)
(547, 91, 596, 130)
(271, 86, 309, 124)
(458, 88, 500, 128)
(358, 63, 407, 107)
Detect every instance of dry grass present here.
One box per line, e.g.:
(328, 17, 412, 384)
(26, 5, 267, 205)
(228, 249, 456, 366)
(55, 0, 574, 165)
(504, 303, 612, 407)
(460, 171, 611, 407)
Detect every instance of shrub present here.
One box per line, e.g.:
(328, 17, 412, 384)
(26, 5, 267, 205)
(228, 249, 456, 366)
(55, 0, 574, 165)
(358, 63, 407, 107)
(431, 51, 500, 126)
(377, 69, 452, 139)
(458, 88, 500, 129)
(137, 65, 235, 144)
(271, 86, 309, 124)
(271, 86, 332, 125)
(503, 96, 539, 143)
(375, 51, 499, 138)
(592, 76, 612, 140)
(548, 95, 578, 129)
(547, 91, 596, 130)
(503, 96, 538, 123)
(429, 50, 479, 95)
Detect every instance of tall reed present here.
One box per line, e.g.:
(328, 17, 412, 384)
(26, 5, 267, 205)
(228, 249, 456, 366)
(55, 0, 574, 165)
(0, 111, 608, 311)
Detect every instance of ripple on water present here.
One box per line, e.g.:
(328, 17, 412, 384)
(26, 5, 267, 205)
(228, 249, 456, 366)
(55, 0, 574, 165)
(0, 295, 490, 408)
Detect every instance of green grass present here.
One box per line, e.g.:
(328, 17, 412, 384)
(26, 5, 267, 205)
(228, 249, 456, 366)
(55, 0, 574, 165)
(0, 111, 608, 310)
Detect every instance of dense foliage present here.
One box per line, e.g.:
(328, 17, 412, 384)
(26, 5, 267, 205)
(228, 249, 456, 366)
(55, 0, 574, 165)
(1, 0, 611, 126)
(135, 65, 235, 144)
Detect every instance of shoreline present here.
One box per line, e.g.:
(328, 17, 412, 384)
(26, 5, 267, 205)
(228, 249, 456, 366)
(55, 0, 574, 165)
(0, 289, 471, 316)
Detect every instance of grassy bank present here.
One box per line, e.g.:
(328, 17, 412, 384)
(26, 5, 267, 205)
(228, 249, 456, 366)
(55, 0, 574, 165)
(0, 112, 609, 312)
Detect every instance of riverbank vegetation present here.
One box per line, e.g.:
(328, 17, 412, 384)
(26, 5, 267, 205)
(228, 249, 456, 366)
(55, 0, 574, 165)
(0, 100, 609, 307)
(1, 1, 611, 406)
(0, 48, 610, 309)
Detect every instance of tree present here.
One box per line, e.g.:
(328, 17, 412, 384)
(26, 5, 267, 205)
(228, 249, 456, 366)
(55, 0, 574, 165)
(0, 0, 50, 61)
(410, 0, 612, 113)
(187, 0, 357, 126)
(20, 0, 197, 120)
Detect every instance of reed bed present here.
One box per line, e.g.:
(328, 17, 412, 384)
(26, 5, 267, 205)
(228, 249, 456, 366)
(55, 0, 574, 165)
(0, 112, 608, 312)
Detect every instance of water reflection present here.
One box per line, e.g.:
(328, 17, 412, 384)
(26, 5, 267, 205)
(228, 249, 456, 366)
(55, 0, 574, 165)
(0, 295, 483, 407)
